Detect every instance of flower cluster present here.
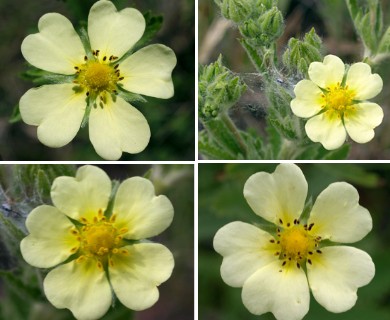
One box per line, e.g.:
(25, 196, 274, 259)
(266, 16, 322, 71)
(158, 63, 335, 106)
(214, 163, 375, 320)
(291, 55, 383, 150)
(20, 165, 174, 320)
(20, 0, 176, 160)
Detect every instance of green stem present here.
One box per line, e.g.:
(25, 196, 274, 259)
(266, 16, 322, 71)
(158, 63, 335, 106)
(219, 112, 248, 158)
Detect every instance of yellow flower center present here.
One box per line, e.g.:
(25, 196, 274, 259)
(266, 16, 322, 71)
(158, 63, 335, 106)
(83, 62, 113, 91)
(321, 84, 356, 115)
(73, 50, 124, 107)
(82, 223, 117, 256)
(279, 225, 314, 260)
(271, 219, 322, 271)
(70, 211, 129, 269)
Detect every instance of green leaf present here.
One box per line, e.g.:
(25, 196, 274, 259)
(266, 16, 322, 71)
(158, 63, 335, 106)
(199, 128, 237, 160)
(317, 143, 350, 160)
(378, 26, 390, 53)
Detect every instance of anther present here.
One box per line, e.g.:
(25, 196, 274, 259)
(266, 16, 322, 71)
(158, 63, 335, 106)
(270, 239, 275, 243)
(103, 56, 107, 61)
(279, 218, 283, 225)
(308, 251, 313, 255)
(274, 252, 280, 256)
(84, 56, 88, 61)
(97, 261, 103, 270)
(119, 77, 124, 81)
(308, 259, 312, 265)
(86, 91, 90, 96)
(70, 247, 78, 253)
(74, 66, 79, 70)
(114, 64, 119, 69)
(316, 249, 322, 254)
(282, 261, 286, 266)
(287, 222, 290, 227)
(297, 263, 300, 269)
(308, 223, 315, 231)
(80, 217, 88, 224)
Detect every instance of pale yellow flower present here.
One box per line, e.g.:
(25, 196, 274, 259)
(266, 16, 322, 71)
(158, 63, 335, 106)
(291, 55, 383, 150)
(19, 0, 176, 160)
(20, 165, 174, 320)
(214, 164, 375, 320)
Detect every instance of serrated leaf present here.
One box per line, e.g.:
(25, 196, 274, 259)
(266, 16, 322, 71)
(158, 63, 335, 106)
(199, 131, 236, 160)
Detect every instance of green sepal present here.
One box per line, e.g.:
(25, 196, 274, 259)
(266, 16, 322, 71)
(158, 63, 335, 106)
(9, 104, 22, 124)
(21, 64, 75, 86)
(116, 87, 147, 104)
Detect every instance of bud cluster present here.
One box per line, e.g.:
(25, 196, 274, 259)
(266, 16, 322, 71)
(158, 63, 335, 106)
(198, 56, 246, 121)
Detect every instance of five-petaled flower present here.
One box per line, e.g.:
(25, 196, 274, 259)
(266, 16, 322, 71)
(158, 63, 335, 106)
(19, 0, 176, 160)
(20, 165, 174, 320)
(291, 55, 383, 150)
(214, 163, 375, 320)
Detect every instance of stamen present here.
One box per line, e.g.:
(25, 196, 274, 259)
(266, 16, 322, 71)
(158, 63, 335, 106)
(296, 263, 300, 269)
(308, 223, 315, 231)
(308, 259, 312, 265)
(279, 218, 283, 225)
(270, 239, 275, 243)
(316, 249, 322, 254)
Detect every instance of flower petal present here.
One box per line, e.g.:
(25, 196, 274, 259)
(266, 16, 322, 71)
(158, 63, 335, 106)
(89, 96, 150, 160)
(243, 164, 307, 226)
(88, 0, 145, 59)
(305, 111, 347, 150)
(242, 260, 310, 320)
(19, 84, 86, 148)
(20, 205, 78, 268)
(21, 13, 85, 74)
(291, 80, 324, 117)
(51, 165, 111, 222)
(307, 246, 375, 313)
(44, 258, 112, 320)
(109, 243, 174, 311)
(308, 182, 372, 243)
(119, 44, 176, 99)
(213, 222, 278, 287)
(346, 62, 383, 100)
(344, 102, 384, 144)
(308, 55, 345, 88)
(113, 177, 173, 239)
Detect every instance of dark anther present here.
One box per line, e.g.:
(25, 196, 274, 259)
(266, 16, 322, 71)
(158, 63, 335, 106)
(287, 223, 290, 227)
(316, 249, 322, 254)
(112, 56, 118, 60)
(308, 223, 315, 231)
(277, 228, 281, 233)
(119, 77, 124, 80)
(279, 218, 283, 225)
(296, 263, 300, 269)
(84, 56, 88, 61)
(294, 219, 298, 225)
(275, 252, 279, 256)
(270, 239, 275, 243)
(304, 224, 307, 229)
(288, 257, 291, 261)
(282, 261, 286, 266)
(308, 259, 312, 265)
(103, 56, 107, 61)
(74, 66, 79, 70)
(96, 50, 100, 55)
(86, 92, 89, 96)
(114, 64, 119, 69)
(277, 241, 280, 244)
(92, 50, 96, 55)
(109, 55, 113, 61)
(308, 251, 313, 255)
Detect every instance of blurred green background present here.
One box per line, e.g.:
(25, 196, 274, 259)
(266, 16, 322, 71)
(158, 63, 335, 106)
(199, 0, 390, 159)
(0, 164, 194, 320)
(0, 0, 194, 160)
(199, 163, 390, 319)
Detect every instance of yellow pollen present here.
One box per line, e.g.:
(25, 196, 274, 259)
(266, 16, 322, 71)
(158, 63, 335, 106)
(84, 62, 112, 91)
(73, 51, 123, 101)
(83, 224, 116, 255)
(279, 226, 315, 261)
(323, 85, 355, 112)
